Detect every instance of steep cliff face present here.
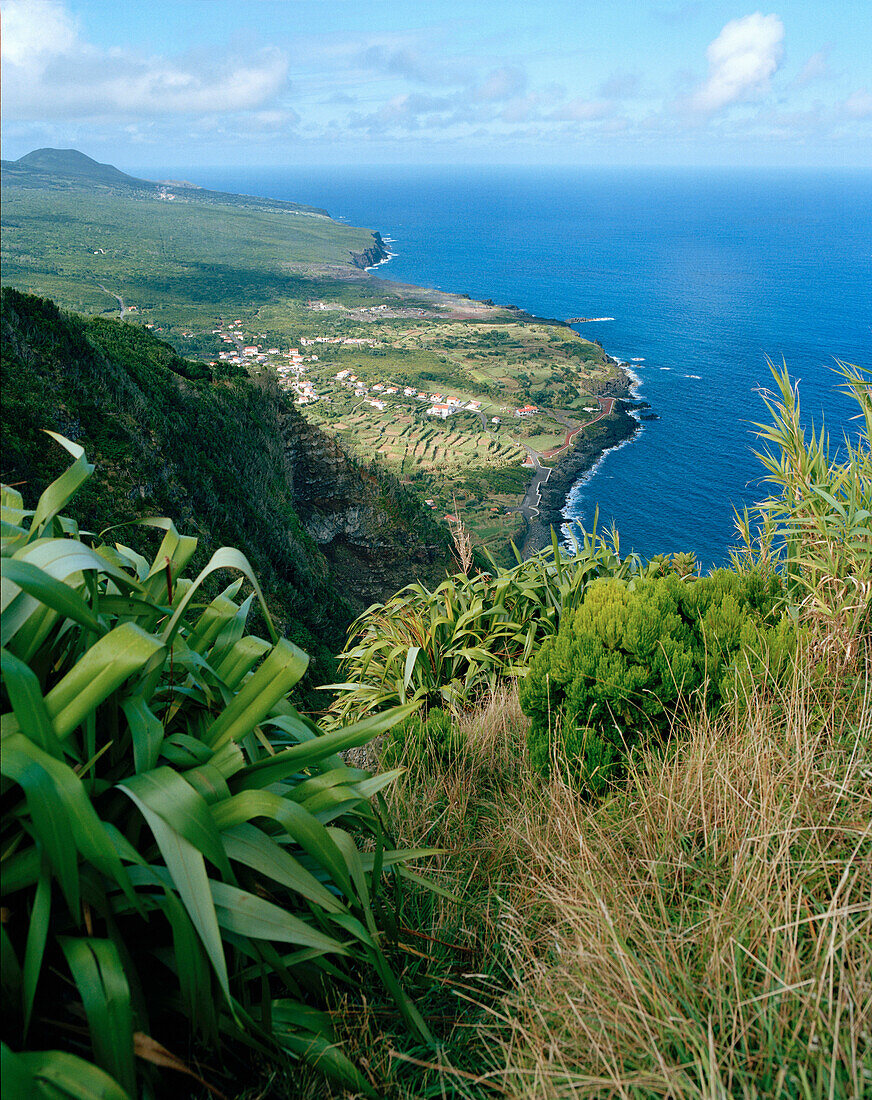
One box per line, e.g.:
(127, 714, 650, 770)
(283, 411, 451, 606)
(349, 231, 390, 269)
(0, 289, 451, 675)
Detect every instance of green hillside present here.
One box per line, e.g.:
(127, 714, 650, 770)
(0, 288, 452, 693)
(1, 151, 384, 319)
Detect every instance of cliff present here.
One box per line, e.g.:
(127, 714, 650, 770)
(0, 289, 452, 690)
(349, 231, 390, 269)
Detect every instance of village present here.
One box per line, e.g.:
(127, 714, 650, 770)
(204, 320, 543, 423)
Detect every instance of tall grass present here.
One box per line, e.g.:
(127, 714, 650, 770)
(329, 655, 870, 1099)
(488, 661, 870, 1098)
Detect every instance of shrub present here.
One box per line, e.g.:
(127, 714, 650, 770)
(328, 526, 683, 723)
(380, 707, 462, 770)
(520, 569, 795, 788)
(1, 436, 431, 1098)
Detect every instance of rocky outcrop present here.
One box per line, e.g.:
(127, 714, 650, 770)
(349, 232, 390, 270)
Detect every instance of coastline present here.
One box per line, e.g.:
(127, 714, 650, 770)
(362, 236, 641, 554)
(523, 400, 639, 554)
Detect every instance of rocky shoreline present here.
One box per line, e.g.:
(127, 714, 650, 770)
(349, 231, 391, 270)
(523, 387, 641, 555)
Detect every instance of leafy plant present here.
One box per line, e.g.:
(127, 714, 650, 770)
(328, 524, 676, 722)
(1, 435, 433, 1098)
(520, 569, 795, 789)
(734, 361, 871, 665)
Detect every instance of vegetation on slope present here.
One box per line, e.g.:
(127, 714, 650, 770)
(0, 289, 452, 691)
(312, 364, 871, 1098)
(0, 150, 629, 562)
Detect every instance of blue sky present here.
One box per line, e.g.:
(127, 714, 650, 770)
(2, 0, 871, 169)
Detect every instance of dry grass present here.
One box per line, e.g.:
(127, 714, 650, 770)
(342, 652, 872, 1099)
(480, 662, 872, 1099)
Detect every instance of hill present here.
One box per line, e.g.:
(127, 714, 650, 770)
(0, 288, 453, 693)
(15, 147, 149, 187)
(4, 146, 330, 215)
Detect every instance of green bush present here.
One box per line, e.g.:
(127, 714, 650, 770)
(520, 570, 795, 789)
(329, 526, 689, 723)
(1, 436, 432, 1098)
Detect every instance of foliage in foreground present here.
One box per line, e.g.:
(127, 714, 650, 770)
(321, 663, 869, 1099)
(0, 437, 431, 1098)
(520, 568, 795, 790)
(734, 361, 871, 661)
(329, 524, 697, 723)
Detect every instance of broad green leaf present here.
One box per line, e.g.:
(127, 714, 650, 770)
(59, 939, 136, 1096)
(120, 768, 231, 878)
(29, 433, 95, 537)
(208, 880, 348, 953)
(212, 792, 355, 901)
(2, 1043, 130, 1100)
(22, 863, 51, 1037)
(162, 546, 278, 645)
(1, 649, 65, 759)
(116, 787, 229, 999)
(119, 697, 164, 774)
(1, 734, 129, 915)
(221, 823, 344, 913)
(203, 638, 309, 749)
(233, 704, 415, 790)
(43, 623, 164, 740)
(1, 559, 105, 646)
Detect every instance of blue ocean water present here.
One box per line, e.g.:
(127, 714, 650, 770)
(153, 165, 871, 566)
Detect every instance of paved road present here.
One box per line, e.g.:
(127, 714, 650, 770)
(97, 284, 127, 320)
(510, 395, 616, 520)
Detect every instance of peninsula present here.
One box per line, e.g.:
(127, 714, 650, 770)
(1, 148, 636, 561)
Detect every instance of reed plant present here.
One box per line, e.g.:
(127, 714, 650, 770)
(734, 361, 871, 667)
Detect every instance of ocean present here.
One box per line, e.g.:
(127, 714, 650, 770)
(151, 165, 871, 567)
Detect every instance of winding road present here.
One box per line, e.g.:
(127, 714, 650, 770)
(511, 395, 616, 521)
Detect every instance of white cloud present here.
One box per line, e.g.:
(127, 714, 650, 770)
(689, 12, 784, 113)
(1, 0, 77, 69)
(1, 0, 288, 119)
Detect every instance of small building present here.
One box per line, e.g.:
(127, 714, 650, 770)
(404, 387, 418, 396)
(428, 404, 455, 419)
(368, 399, 387, 411)
(491, 416, 501, 424)
(335, 370, 350, 380)
(515, 405, 538, 418)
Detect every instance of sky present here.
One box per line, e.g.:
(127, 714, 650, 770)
(2, 0, 871, 170)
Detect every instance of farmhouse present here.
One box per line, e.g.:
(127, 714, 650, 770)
(427, 404, 455, 419)
(515, 405, 538, 418)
